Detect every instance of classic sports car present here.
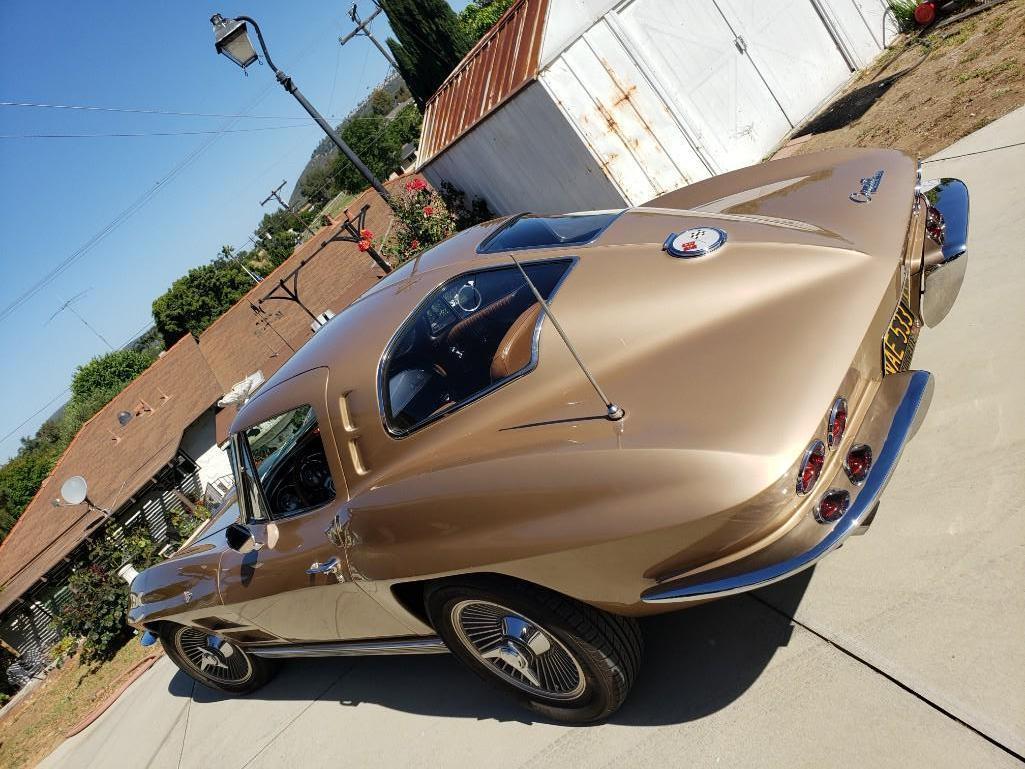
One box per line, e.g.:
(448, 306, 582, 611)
(129, 149, 968, 723)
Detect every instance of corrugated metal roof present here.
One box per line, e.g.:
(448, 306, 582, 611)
(419, 0, 549, 165)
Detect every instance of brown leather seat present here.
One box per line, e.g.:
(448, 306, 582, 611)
(491, 303, 542, 381)
(446, 287, 526, 347)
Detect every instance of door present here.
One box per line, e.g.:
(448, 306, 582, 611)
(615, 0, 851, 171)
(217, 381, 414, 643)
(715, 0, 852, 124)
(617, 0, 793, 171)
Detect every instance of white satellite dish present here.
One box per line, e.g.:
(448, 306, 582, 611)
(60, 475, 89, 506)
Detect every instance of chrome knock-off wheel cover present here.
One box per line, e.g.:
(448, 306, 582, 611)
(174, 627, 253, 686)
(451, 600, 586, 700)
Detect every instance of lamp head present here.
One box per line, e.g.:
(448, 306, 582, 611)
(211, 14, 258, 69)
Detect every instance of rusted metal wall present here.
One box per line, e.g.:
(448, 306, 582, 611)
(539, 15, 712, 206)
(420, 81, 626, 215)
(419, 0, 550, 164)
(419, 0, 885, 213)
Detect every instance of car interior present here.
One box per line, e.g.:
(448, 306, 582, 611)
(245, 407, 336, 517)
(384, 260, 572, 433)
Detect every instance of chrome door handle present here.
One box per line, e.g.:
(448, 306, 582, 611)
(306, 556, 341, 576)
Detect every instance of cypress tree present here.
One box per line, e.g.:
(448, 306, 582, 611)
(380, 0, 471, 106)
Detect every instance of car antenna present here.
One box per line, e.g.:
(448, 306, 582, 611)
(508, 252, 624, 421)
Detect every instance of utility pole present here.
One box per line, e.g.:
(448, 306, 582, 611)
(261, 180, 317, 239)
(48, 290, 114, 351)
(339, 3, 398, 69)
(220, 245, 262, 284)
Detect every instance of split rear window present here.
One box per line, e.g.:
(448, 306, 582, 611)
(477, 213, 620, 253)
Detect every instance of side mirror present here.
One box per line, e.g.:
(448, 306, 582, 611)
(225, 522, 263, 554)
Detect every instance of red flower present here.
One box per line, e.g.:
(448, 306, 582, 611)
(422, 205, 434, 217)
(358, 239, 371, 252)
(360, 228, 373, 240)
(410, 239, 420, 250)
(406, 177, 427, 192)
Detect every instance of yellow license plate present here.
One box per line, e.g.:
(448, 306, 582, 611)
(883, 300, 918, 375)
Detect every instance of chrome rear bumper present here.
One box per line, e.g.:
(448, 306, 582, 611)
(642, 369, 934, 603)
(921, 178, 969, 327)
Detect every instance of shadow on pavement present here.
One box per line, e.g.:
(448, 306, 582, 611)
(166, 569, 812, 727)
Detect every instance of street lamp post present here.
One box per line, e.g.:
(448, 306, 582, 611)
(210, 14, 394, 210)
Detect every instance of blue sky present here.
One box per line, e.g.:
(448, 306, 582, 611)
(0, 1, 469, 461)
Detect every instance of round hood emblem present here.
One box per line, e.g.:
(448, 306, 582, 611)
(663, 227, 727, 258)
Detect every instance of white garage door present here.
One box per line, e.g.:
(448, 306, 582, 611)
(715, 0, 853, 124)
(615, 0, 852, 171)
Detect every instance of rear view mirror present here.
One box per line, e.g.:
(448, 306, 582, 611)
(225, 522, 263, 554)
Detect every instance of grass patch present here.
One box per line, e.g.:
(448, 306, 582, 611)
(0, 640, 156, 769)
(779, 0, 1025, 160)
(321, 189, 357, 221)
(887, 0, 919, 34)
(942, 19, 977, 47)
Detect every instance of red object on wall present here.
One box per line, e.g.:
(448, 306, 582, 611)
(915, 2, 937, 25)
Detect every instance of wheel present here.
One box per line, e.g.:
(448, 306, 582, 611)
(159, 624, 278, 694)
(427, 580, 643, 723)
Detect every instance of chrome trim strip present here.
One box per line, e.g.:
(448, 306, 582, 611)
(642, 370, 934, 603)
(248, 636, 449, 658)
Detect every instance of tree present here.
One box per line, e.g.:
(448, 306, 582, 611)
(330, 105, 423, 194)
(0, 447, 61, 538)
(151, 258, 254, 347)
(459, 0, 516, 42)
(370, 87, 395, 116)
(381, 0, 471, 107)
(70, 349, 156, 404)
(299, 164, 337, 210)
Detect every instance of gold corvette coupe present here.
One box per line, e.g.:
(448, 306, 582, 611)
(129, 149, 968, 722)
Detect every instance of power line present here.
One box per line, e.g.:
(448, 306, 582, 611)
(0, 100, 318, 121)
(0, 81, 279, 325)
(0, 388, 71, 447)
(0, 320, 155, 448)
(0, 124, 313, 140)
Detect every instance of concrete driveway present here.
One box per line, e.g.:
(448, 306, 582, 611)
(39, 109, 1025, 769)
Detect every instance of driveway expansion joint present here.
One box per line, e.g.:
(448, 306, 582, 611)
(746, 593, 1025, 764)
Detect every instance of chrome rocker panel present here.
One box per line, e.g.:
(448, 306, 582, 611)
(642, 369, 934, 603)
(248, 636, 449, 658)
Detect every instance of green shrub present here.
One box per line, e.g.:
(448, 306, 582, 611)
(52, 502, 211, 660)
(53, 560, 133, 661)
(168, 503, 210, 547)
(378, 178, 458, 265)
(377, 179, 492, 266)
(50, 636, 78, 665)
(887, 0, 919, 33)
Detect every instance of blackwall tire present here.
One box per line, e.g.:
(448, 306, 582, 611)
(427, 579, 642, 723)
(159, 624, 277, 694)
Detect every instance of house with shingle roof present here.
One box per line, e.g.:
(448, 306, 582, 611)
(0, 180, 411, 660)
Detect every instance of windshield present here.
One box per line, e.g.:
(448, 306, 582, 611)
(247, 407, 317, 482)
(236, 404, 336, 518)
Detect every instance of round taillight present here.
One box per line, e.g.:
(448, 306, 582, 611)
(925, 204, 946, 246)
(797, 440, 825, 495)
(815, 489, 851, 524)
(844, 444, 873, 485)
(827, 397, 847, 450)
